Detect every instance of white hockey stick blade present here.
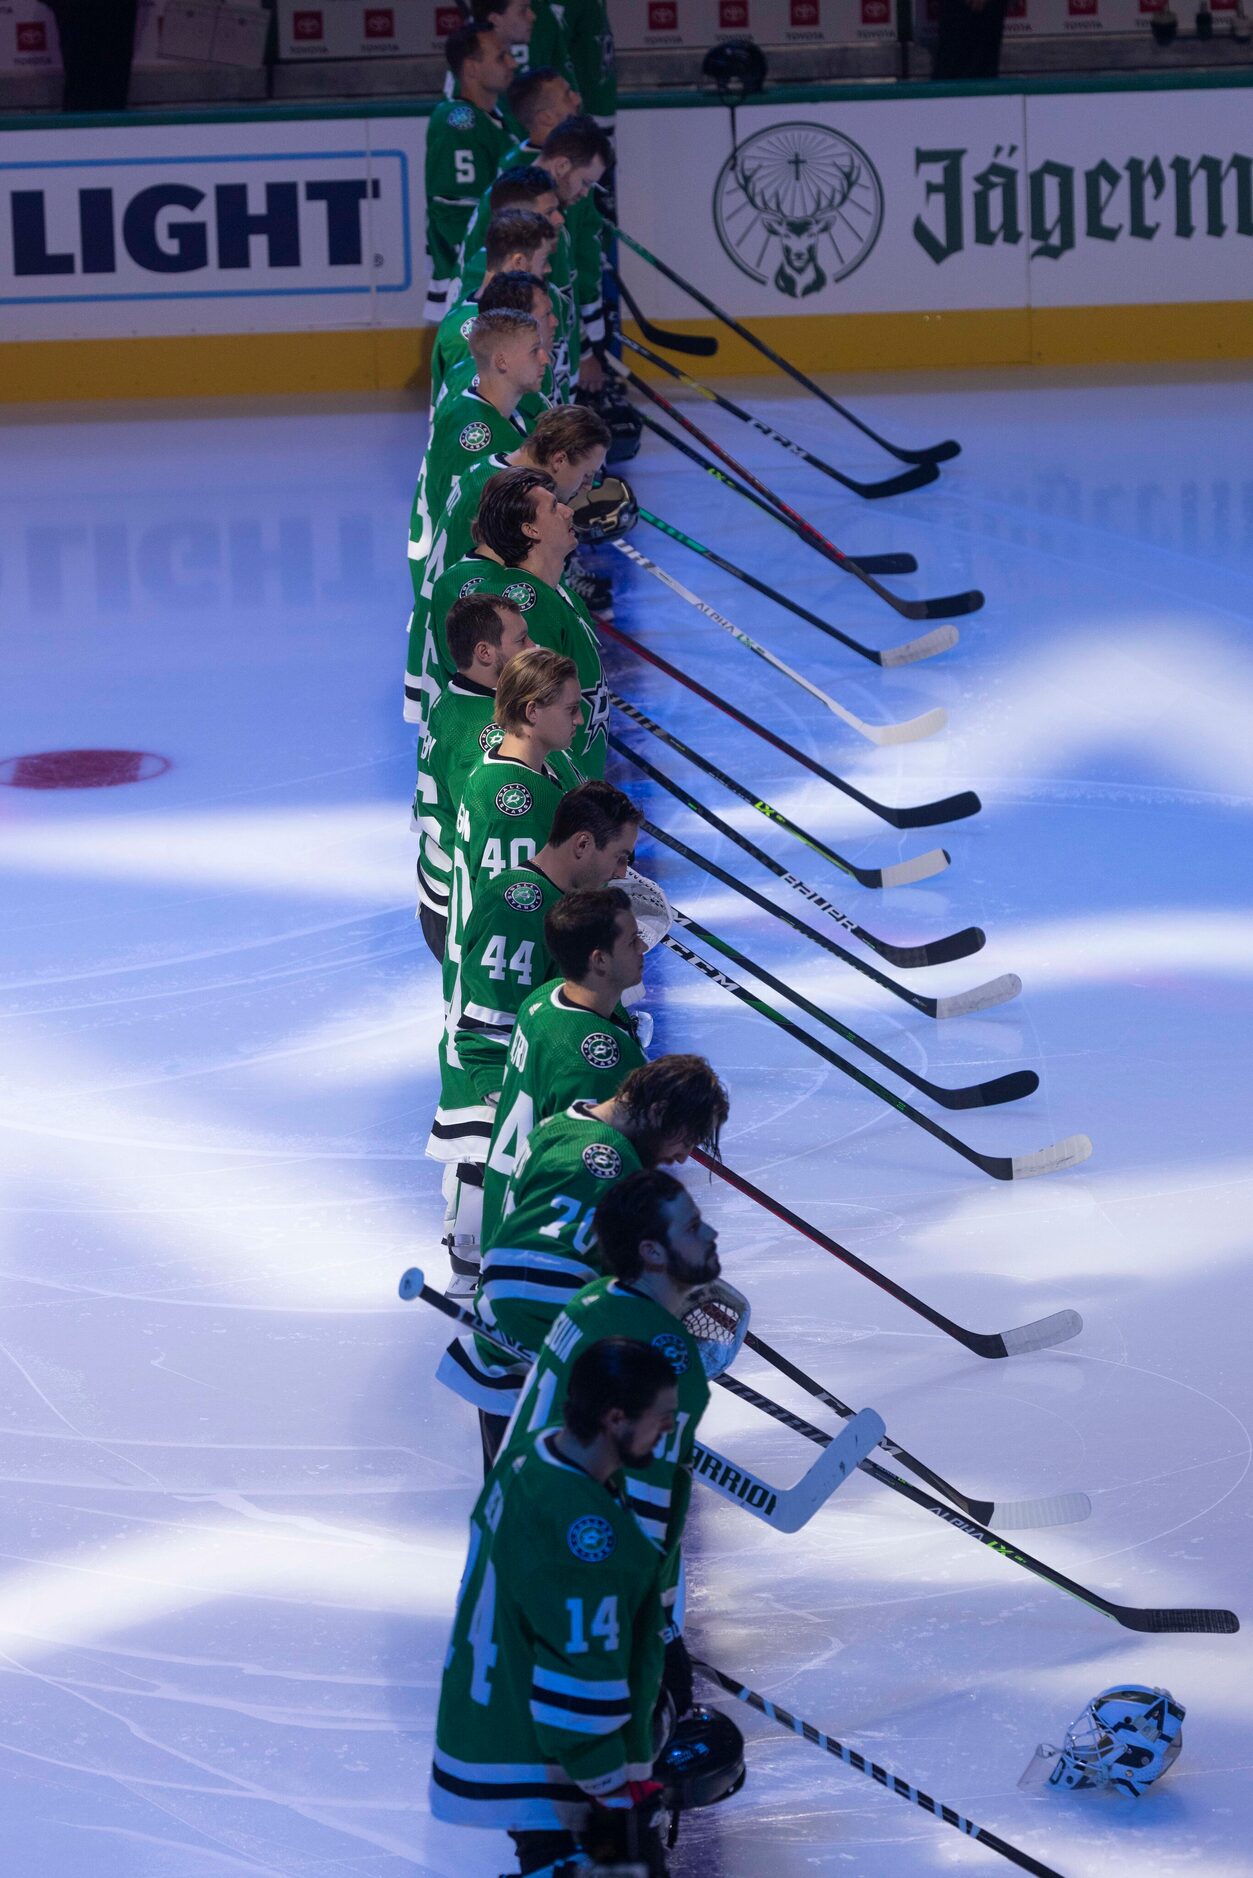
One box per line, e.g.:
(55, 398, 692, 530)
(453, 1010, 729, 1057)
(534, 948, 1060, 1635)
(933, 972, 1022, 1020)
(1010, 1134, 1093, 1180)
(999, 1308, 1084, 1356)
(878, 848, 951, 889)
(877, 625, 959, 668)
(842, 703, 947, 746)
(693, 1408, 885, 1533)
(990, 1491, 1091, 1531)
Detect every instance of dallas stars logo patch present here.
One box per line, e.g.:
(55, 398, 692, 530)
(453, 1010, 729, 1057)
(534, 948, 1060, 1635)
(495, 781, 534, 817)
(447, 102, 475, 130)
(459, 420, 493, 452)
(459, 577, 485, 598)
(459, 316, 476, 340)
(581, 1142, 622, 1181)
(567, 1514, 616, 1563)
(652, 1330, 690, 1376)
(502, 581, 537, 612)
(479, 722, 505, 754)
(505, 881, 544, 913)
(581, 1031, 620, 1071)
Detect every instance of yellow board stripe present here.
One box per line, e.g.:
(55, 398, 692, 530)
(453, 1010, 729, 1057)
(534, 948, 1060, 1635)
(1, 303, 1250, 403)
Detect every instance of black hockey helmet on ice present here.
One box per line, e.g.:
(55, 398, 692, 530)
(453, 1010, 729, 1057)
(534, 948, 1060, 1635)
(570, 475, 638, 544)
(657, 1704, 746, 1810)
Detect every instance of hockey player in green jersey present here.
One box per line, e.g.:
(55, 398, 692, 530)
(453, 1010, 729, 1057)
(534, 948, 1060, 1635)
(430, 469, 610, 774)
(430, 1336, 675, 1872)
(455, 165, 575, 393)
(424, 23, 516, 323)
(411, 308, 548, 573)
(439, 1055, 726, 1426)
(438, 779, 639, 1298)
(475, 0, 579, 134)
(502, 64, 582, 153)
(414, 594, 533, 961)
(460, 119, 611, 393)
(479, 886, 647, 1253)
(430, 212, 557, 412)
(508, 1168, 725, 1674)
(407, 424, 608, 724)
(564, 0, 617, 124)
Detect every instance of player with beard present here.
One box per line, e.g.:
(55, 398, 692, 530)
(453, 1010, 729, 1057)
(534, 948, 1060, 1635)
(443, 1055, 725, 1461)
(430, 1337, 675, 1878)
(502, 1168, 726, 1711)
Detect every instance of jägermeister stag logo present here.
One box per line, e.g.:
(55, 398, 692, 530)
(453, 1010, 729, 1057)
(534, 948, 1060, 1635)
(714, 123, 884, 298)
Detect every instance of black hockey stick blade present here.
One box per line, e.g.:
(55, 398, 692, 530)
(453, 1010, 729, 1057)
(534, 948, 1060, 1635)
(614, 269, 718, 357)
(903, 586, 986, 622)
(847, 553, 919, 577)
(879, 788, 982, 831)
(942, 1069, 1040, 1113)
(1113, 1604, 1238, 1635)
(875, 924, 986, 969)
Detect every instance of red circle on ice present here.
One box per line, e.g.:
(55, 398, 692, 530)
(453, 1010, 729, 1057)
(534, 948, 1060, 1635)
(0, 749, 171, 790)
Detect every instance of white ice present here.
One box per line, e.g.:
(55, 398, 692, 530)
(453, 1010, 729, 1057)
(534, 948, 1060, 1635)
(1, 364, 1251, 1877)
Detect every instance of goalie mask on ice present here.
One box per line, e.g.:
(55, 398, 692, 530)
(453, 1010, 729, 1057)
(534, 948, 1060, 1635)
(1019, 1686, 1184, 1798)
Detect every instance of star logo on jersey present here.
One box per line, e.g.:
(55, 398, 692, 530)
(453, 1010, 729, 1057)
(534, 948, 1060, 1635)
(479, 722, 505, 754)
(502, 580, 538, 612)
(495, 781, 534, 817)
(567, 1513, 616, 1563)
(505, 881, 544, 912)
(459, 316, 476, 340)
(581, 1142, 623, 1181)
(459, 577, 486, 599)
(580, 1031, 620, 1071)
(459, 421, 493, 453)
(651, 1330, 690, 1376)
(582, 682, 611, 749)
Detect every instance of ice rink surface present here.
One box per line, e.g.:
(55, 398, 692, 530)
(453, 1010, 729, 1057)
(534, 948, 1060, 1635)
(2, 362, 1252, 1878)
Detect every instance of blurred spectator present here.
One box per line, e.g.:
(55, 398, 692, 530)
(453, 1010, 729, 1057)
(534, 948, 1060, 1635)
(42, 0, 138, 112)
(933, 0, 1008, 78)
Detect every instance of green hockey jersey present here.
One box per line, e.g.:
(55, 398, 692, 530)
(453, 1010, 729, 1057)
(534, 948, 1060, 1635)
(430, 1429, 666, 1830)
(424, 97, 513, 309)
(480, 1103, 641, 1354)
(405, 455, 514, 727)
(414, 675, 502, 919)
(564, 0, 617, 119)
(454, 861, 564, 1101)
(460, 562, 609, 778)
(409, 385, 529, 584)
(507, 1275, 710, 1599)
(480, 982, 645, 1251)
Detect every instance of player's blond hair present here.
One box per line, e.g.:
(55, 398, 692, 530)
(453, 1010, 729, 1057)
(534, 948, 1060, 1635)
(495, 645, 578, 730)
(468, 307, 538, 370)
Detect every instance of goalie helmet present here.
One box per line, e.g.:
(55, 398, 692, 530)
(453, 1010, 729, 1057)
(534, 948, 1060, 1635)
(657, 1705, 746, 1810)
(570, 475, 639, 545)
(1020, 1686, 1184, 1799)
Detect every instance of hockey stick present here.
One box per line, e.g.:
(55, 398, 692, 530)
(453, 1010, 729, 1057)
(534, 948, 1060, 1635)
(614, 225, 961, 469)
(725, 1351, 1089, 1531)
(695, 1153, 1082, 1359)
(632, 786, 1017, 1024)
(716, 1373, 1237, 1635)
(662, 928, 1085, 1179)
(606, 682, 948, 895)
(612, 696, 980, 969)
(610, 542, 946, 748)
(613, 695, 971, 961)
(693, 1664, 1063, 1877)
(643, 455, 921, 582)
(610, 262, 717, 357)
(610, 545, 944, 748)
(639, 505, 947, 669)
(603, 591, 978, 830)
(667, 899, 1030, 1107)
(621, 329, 939, 501)
(397, 1267, 883, 1532)
(612, 361, 982, 623)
